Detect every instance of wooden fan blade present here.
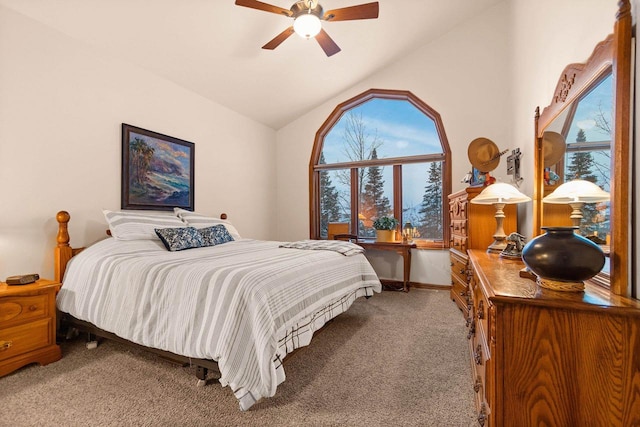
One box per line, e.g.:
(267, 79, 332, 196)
(235, 0, 293, 17)
(323, 2, 379, 21)
(315, 28, 341, 57)
(262, 26, 295, 50)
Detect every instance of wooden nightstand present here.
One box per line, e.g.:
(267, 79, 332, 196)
(0, 279, 62, 377)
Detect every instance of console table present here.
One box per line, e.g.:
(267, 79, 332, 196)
(357, 241, 416, 292)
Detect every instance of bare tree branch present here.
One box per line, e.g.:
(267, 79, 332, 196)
(593, 100, 612, 136)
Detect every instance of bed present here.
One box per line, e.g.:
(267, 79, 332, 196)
(54, 209, 381, 410)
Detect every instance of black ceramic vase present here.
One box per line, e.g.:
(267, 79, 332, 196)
(521, 226, 605, 292)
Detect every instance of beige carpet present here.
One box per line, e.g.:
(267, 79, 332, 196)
(1, 289, 476, 427)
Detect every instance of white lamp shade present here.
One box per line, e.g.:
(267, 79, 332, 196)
(543, 179, 610, 204)
(293, 14, 322, 38)
(470, 183, 532, 205)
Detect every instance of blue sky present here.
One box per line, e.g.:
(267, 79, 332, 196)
(322, 98, 442, 163)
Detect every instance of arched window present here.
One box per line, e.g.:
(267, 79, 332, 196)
(309, 89, 452, 247)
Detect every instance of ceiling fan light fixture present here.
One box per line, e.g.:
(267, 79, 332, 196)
(236, 0, 379, 56)
(293, 13, 321, 38)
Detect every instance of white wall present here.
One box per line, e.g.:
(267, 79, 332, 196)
(276, 3, 512, 286)
(507, 0, 619, 237)
(0, 6, 277, 280)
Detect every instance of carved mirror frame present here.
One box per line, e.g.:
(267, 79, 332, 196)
(533, 0, 632, 296)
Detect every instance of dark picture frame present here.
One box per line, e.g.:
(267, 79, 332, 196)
(121, 123, 195, 211)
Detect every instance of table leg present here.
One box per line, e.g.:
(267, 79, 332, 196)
(403, 248, 412, 292)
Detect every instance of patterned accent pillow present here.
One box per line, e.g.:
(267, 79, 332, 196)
(174, 208, 241, 240)
(104, 210, 185, 241)
(199, 224, 235, 247)
(155, 227, 204, 251)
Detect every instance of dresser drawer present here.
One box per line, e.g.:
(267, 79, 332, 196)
(0, 295, 48, 328)
(451, 275, 468, 298)
(0, 318, 51, 362)
(451, 279, 470, 316)
(450, 252, 468, 283)
(449, 198, 468, 221)
(450, 219, 468, 237)
(470, 329, 491, 424)
(472, 282, 491, 358)
(451, 235, 468, 253)
(469, 330, 483, 389)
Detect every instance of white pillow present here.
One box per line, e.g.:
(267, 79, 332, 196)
(103, 210, 186, 241)
(174, 208, 241, 240)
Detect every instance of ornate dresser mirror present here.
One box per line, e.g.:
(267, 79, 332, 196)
(533, 0, 632, 296)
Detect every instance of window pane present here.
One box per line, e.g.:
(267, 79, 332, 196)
(567, 74, 612, 144)
(403, 162, 443, 240)
(319, 168, 351, 239)
(358, 165, 393, 238)
(565, 73, 611, 191)
(321, 98, 442, 165)
(564, 152, 610, 238)
(564, 74, 612, 239)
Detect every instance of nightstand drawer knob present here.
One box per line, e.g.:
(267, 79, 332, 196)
(0, 340, 13, 351)
(29, 305, 38, 311)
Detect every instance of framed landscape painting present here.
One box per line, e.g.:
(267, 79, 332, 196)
(121, 123, 194, 211)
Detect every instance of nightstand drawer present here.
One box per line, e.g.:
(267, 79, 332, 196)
(0, 318, 51, 362)
(0, 295, 47, 328)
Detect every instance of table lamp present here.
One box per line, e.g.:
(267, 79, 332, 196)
(470, 182, 531, 253)
(542, 179, 610, 227)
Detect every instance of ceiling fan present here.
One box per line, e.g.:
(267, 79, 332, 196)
(235, 0, 379, 57)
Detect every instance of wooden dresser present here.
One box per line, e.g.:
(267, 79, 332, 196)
(0, 279, 62, 377)
(466, 250, 640, 426)
(448, 187, 517, 318)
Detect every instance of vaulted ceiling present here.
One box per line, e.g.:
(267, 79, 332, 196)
(0, 0, 502, 129)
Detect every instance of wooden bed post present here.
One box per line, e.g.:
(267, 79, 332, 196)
(55, 211, 72, 283)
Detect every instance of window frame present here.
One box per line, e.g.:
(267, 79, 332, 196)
(309, 89, 452, 248)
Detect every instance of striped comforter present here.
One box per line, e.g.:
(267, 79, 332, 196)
(57, 238, 381, 410)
